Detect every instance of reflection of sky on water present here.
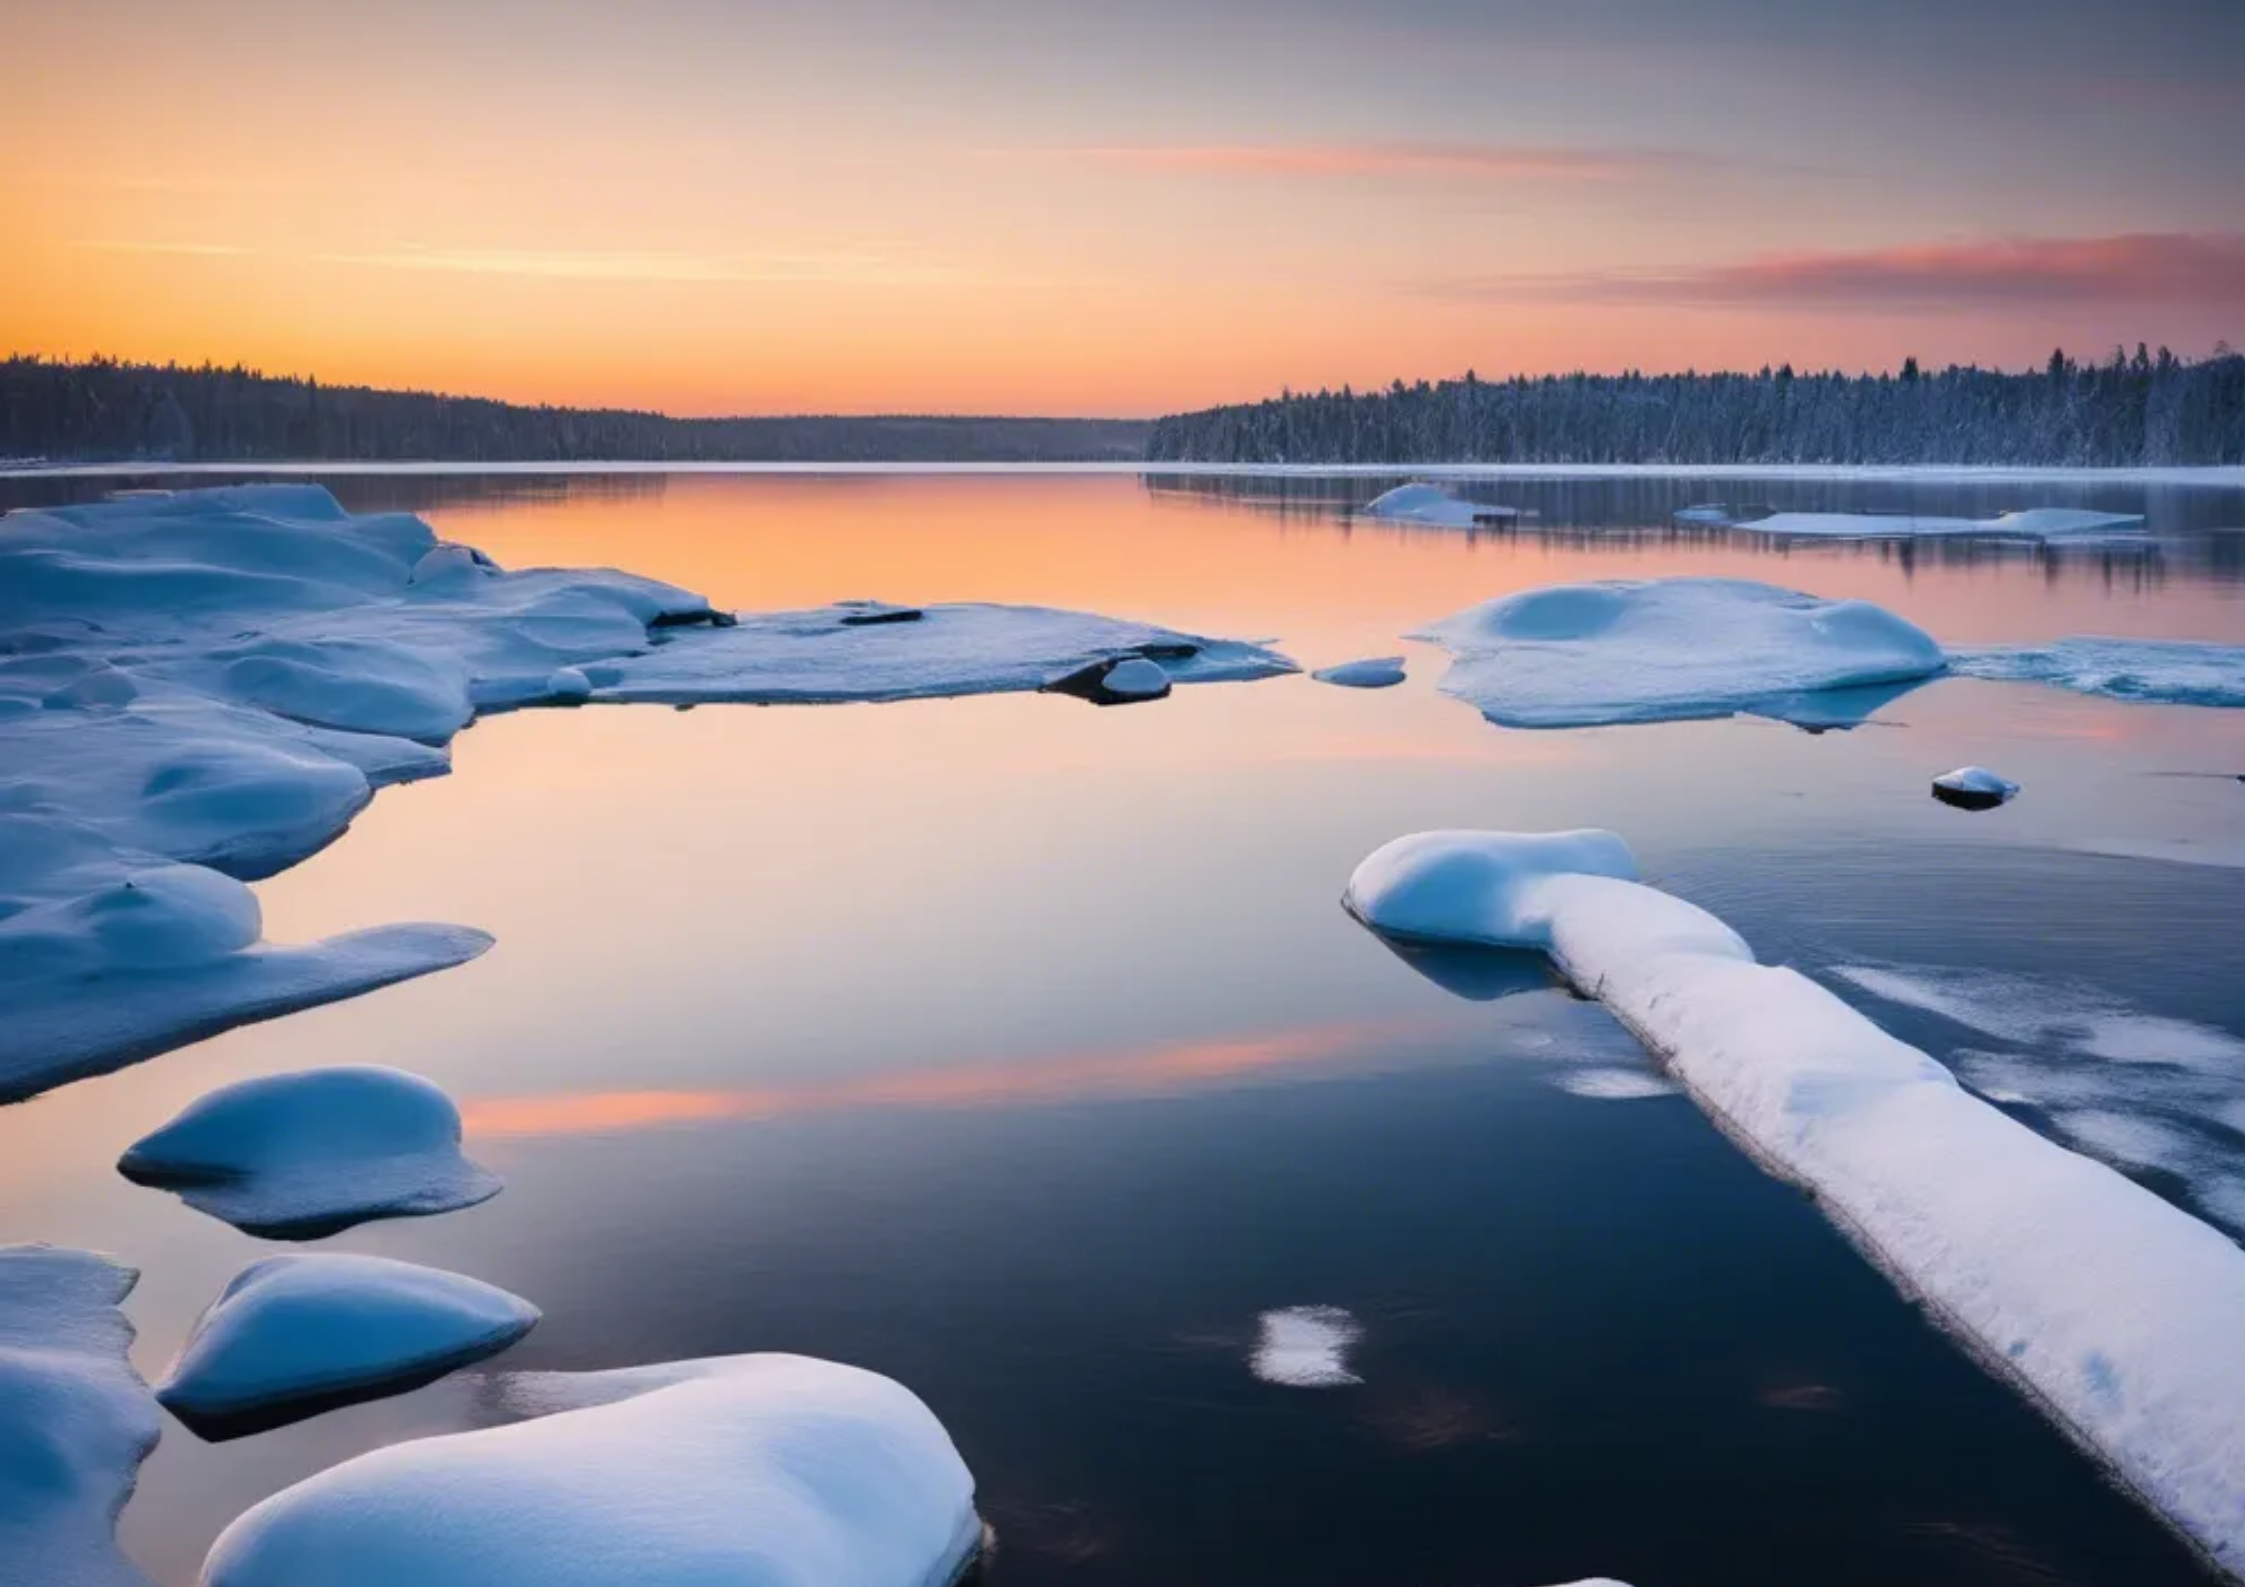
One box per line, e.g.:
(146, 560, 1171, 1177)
(0, 471, 2239, 1586)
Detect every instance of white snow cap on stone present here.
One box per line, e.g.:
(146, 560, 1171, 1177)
(201, 1353, 981, 1587)
(1412, 577, 1946, 729)
(120, 1066, 500, 1238)
(1345, 828, 2245, 1569)
(0, 1246, 161, 1587)
(158, 1254, 538, 1435)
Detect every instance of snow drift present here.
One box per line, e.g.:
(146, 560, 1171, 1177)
(1346, 829, 2245, 1573)
(0, 486, 1294, 1098)
(0, 1246, 161, 1587)
(201, 1353, 981, 1587)
(1411, 578, 1947, 729)
(120, 1066, 500, 1238)
(158, 1254, 539, 1439)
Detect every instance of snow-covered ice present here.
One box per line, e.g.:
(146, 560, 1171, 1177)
(0, 486, 1293, 1097)
(1411, 578, 1947, 729)
(119, 1066, 500, 1238)
(0, 1246, 160, 1587)
(202, 1353, 981, 1587)
(1313, 656, 1407, 689)
(1346, 831, 2245, 1568)
(592, 601, 1292, 705)
(1250, 1306, 1363, 1388)
(157, 1254, 538, 1439)
(1675, 504, 2144, 539)
(1360, 483, 1520, 528)
(1951, 638, 2245, 708)
(1930, 766, 2019, 810)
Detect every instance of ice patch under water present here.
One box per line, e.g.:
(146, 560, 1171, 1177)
(1251, 1306, 1363, 1388)
(1313, 656, 1408, 689)
(1553, 1067, 1678, 1101)
(1346, 831, 2245, 1568)
(1951, 638, 2245, 708)
(1411, 578, 1947, 729)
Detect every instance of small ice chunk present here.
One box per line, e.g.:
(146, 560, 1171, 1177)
(0, 1246, 160, 1587)
(1554, 1068, 1678, 1100)
(1361, 484, 1519, 528)
(201, 1354, 981, 1587)
(157, 1254, 538, 1439)
(1251, 1306, 1363, 1387)
(1931, 766, 2020, 810)
(1313, 656, 1407, 689)
(1412, 578, 1946, 729)
(119, 1066, 501, 1238)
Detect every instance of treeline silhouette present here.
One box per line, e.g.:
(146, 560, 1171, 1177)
(1148, 348, 2245, 466)
(0, 357, 1150, 463)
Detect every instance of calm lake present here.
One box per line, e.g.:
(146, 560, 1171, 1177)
(5, 468, 2245, 1587)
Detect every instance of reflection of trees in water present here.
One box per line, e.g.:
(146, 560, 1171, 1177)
(1142, 472, 2245, 589)
(0, 469, 676, 519)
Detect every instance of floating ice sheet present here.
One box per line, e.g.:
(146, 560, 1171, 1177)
(1675, 505, 2144, 539)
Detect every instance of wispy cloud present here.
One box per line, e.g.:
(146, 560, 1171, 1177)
(317, 247, 961, 286)
(1073, 141, 1708, 182)
(1431, 233, 2245, 311)
(75, 240, 254, 258)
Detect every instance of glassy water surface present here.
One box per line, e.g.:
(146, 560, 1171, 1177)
(4, 470, 2245, 1587)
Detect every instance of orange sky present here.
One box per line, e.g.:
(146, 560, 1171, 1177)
(5, 0, 2240, 416)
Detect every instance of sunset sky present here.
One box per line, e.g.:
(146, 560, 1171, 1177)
(6, 0, 2242, 416)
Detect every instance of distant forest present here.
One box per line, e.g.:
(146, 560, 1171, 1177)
(0, 357, 1149, 464)
(1148, 348, 2245, 467)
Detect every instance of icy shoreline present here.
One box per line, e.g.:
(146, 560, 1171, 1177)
(1346, 831, 2245, 1577)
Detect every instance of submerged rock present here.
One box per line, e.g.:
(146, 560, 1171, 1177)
(1312, 656, 1407, 689)
(119, 1066, 501, 1239)
(158, 1254, 538, 1441)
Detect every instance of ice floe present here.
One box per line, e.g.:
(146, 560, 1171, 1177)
(1552, 1068, 1678, 1101)
(1360, 483, 1520, 528)
(1674, 504, 2144, 539)
(1, 486, 1293, 1098)
(1346, 831, 2245, 1568)
(119, 1066, 500, 1238)
(1930, 766, 2019, 811)
(592, 600, 1292, 705)
(1250, 1306, 1363, 1388)
(202, 1353, 981, 1587)
(157, 1254, 539, 1439)
(0, 1246, 160, 1587)
(1951, 638, 2245, 708)
(1313, 656, 1407, 689)
(1411, 578, 1947, 729)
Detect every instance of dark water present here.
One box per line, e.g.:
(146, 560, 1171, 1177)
(4, 468, 2244, 1587)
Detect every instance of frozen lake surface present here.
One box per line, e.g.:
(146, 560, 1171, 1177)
(4, 468, 2244, 1587)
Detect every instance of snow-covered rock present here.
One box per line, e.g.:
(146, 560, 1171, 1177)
(1250, 1307, 1362, 1387)
(1952, 637, 2245, 708)
(157, 1255, 538, 1439)
(1675, 504, 2144, 538)
(1312, 656, 1407, 689)
(119, 1066, 500, 1238)
(1411, 577, 1947, 729)
(0, 1246, 161, 1587)
(594, 600, 1291, 705)
(201, 1354, 981, 1587)
(1930, 765, 2020, 811)
(1360, 483, 1520, 528)
(1043, 653, 1174, 705)
(1344, 828, 2245, 1569)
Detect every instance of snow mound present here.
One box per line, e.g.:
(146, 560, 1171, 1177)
(1343, 830, 1642, 948)
(1675, 505, 2144, 539)
(593, 601, 1293, 705)
(1952, 638, 2245, 708)
(1411, 578, 1946, 728)
(158, 1254, 538, 1439)
(0, 1246, 160, 1587)
(1362, 483, 1521, 528)
(1250, 1306, 1362, 1387)
(0, 485, 715, 1099)
(119, 1066, 500, 1238)
(202, 1354, 981, 1587)
(1931, 765, 2020, 810)
(1313, 656, 1407, 689)
(1347, 831, 2245, 1566)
